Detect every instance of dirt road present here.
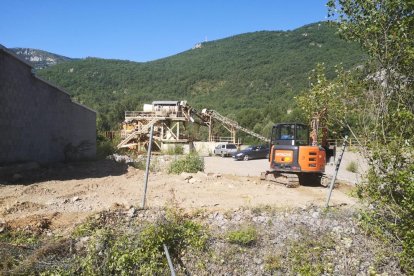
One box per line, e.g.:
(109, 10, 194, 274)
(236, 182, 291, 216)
(204, 157, 267, 176)
(0, 158, 357, 233)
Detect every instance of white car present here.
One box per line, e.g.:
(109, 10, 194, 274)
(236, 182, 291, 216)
(213, 143, 238, 157)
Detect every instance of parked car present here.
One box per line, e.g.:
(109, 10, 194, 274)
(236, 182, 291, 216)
(232, 145, 270, 161)
(213, 143, 238, 157)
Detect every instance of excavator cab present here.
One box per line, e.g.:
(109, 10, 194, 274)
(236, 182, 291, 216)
(271, 123, 309, 146)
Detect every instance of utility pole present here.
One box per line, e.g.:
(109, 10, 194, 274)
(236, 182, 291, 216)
(141, 125, 154, 209)
(325, 135, 348, 208)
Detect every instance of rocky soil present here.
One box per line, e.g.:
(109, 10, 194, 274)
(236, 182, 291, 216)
(0, 153, 403, 275)
(0, 205, 402, 275)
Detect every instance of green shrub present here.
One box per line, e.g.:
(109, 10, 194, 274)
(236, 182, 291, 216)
(73, 207, 208, 275)
(226, 225, 257, 246)
(346, 161, 358, 173)
(96, 138, 117, 159)
(135, 209, 208, 274)
(130, 159, 158, 172)
(264, 254, 282, 273)
(168, 152, 204, 174)
(0, 230, 39, 246)
(72, 216, 103, 238)
(165, 145, 184, 155)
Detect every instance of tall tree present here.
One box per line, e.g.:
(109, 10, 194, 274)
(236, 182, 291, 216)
(326, 0, 414, 272)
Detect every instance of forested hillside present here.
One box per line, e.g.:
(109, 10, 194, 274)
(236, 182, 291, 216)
(10, 48, 73, 69)
(38, 22, 365, 135)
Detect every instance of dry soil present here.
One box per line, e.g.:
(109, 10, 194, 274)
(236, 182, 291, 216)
(0, 155, 360, 234)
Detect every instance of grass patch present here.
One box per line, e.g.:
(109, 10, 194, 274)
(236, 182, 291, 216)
(264, 254, 282, 273)
(226, 225, 258, 246)
(0, 230, 39, 246)
(72, 216, 103, 238)
(285, 230, 335, 275)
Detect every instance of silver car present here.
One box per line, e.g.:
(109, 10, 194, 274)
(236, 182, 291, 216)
(213, 143, 238, 157)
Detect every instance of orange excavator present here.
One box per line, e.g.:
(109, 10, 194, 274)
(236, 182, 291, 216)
(261, 113, 334, 187)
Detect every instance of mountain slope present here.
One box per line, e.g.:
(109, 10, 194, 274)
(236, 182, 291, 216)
(37, 22, 365, 134)
(10, 48, 73, 69)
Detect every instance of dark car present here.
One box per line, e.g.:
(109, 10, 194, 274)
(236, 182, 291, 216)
(232, 145, 270, 161)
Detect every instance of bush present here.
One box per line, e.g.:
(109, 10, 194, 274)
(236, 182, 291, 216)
(96, 134, 117, 159)
(226, 225, 257, 246)
(168, 152, 204, 174)
(165, 145, 184, 155)
(130, 159, 158, 172)
(346, 161, 358, 173)
(75, 207, 209, 275)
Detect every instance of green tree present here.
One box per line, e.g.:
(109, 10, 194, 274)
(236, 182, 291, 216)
(327, 0, 414, 272)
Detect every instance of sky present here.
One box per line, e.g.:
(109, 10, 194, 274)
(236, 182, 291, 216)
(0, 0, 329, 62)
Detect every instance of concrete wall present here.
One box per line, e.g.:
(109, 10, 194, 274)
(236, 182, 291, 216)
(0, 46, 96, 165)
(160, 142, 192, 154)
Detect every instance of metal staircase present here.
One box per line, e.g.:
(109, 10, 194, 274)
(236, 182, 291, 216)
(117, 117, 160, 149)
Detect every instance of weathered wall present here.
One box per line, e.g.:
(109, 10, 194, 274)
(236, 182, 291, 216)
(0, 47, 96, 164)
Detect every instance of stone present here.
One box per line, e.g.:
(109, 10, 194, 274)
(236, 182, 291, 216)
(0, 219, 6, 233)
(72, 196, 80, 203)
(107, 154, 134, 164)
(189, 177, 201, 184)
(253, 257, 263, 265)
(311, 211, 320, 219)
(196, 171, 208, 178)
(180, 172, 193, 181)
(233, 214, 241, 221)
(342, 237, 353, 249)
(75, 236, 90, 251)
(127, 207, 136, 218)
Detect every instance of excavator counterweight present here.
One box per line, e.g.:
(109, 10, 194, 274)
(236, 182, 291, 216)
(261, 122, 332, 187)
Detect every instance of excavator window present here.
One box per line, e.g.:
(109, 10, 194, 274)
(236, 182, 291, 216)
(271, 123, 309, 146)
(278, 124, 295, 140)
(296, 124, 309, 146)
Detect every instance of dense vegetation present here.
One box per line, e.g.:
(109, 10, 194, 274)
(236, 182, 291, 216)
(296, 0, 413, 272)
(37, 22, 365, 141)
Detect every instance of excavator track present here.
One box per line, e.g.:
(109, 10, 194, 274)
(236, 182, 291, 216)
(260, 171, 300, 188)
(261, 171, 333, 188)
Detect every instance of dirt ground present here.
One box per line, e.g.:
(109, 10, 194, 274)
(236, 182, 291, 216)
(205, 151, 368, 184)
(0, 156, 358, 234)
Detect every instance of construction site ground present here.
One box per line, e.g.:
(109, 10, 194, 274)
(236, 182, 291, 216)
(0, 152, 364, 235)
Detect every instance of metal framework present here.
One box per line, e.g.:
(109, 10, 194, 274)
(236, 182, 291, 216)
(117, 101, 269, 150)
